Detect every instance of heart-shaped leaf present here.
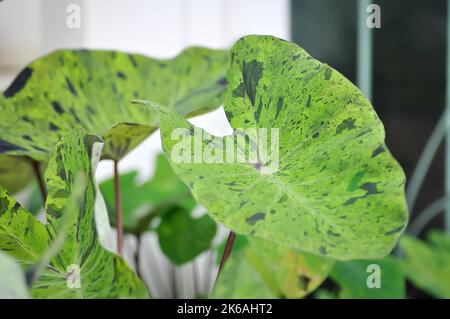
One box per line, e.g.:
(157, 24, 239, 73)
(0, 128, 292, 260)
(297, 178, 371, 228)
(330, 257, 405, 298)
(0, 130, 148, 298)
(0, 251, 29, 299)
(0, 47, 229, 161)
(212, 235, 334, 298)
(157, 200, 217, 265)
(400, 231, 450, 298)
(153, 35, 408, 260)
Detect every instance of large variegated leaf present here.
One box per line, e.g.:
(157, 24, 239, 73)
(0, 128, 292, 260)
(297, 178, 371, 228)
(212, 235, 334, 298)
(330, 257, 405, 298)
(0, 130, 148, 298)
(400, 231, 450, 298)
(0, 47, 229, 161)
(153, 35, 408, 260)
(0, 251, 29, 299)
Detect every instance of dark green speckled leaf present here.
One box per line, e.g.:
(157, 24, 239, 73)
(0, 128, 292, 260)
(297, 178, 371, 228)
(0, 130, 148, 298)
(212, 235, 334, 298)
(156, 35, 408, 260)
(0, 47, 229, 161)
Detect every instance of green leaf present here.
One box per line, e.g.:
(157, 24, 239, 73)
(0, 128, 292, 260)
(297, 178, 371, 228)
(157, 201, 217, 265)
(0, 155, 32, 194)
(99, 154, 192, 234)
(0, 130, 148, 298)
(330, 257, 405, 298)
(100, 154, 217, 264)
(0, 251, 29, 299)
(400, 231, 450, 298)
(155, 35, 408, 260)
(0, 47, 229, 161)
(212, 235, 334, 298)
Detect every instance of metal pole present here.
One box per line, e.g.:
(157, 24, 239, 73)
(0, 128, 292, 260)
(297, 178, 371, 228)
(357, 0, 373, 101)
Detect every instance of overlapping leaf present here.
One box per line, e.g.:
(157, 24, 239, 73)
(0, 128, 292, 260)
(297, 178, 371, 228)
(154, 35, 408, 260)
(212, 235, 334, 298)
(0, 47, 229, 161)
(400, 230, 450, 298)
(0, 130, 148, 298)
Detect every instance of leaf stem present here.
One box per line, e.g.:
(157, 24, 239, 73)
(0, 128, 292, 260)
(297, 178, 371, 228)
(114, 160, 123, 256)
(31, 160, 46, 203)
(135, 234, 142, 278)
(216, 231, 236, 279)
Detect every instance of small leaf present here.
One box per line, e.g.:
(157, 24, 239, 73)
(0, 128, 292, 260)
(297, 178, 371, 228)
(212, 235, 334, 298)
(156, 35, 408, 260)
(400, 231, 450, 298)
(0, 47, 229, 161)
(0, 155, 32, 194)
(157, 201, 217, 265)
(330, 257, 405, 298)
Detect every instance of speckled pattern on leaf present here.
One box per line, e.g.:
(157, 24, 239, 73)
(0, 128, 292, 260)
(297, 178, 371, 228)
(0, 47, 229, 161)
(0, 130, 148, 298)
(158, 35, 408, 260)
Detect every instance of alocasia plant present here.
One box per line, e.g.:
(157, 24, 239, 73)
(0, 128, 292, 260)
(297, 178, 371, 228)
(0, 33, 420, 300)
(147, 35, 408, 260)
(0, 130, 148, 298)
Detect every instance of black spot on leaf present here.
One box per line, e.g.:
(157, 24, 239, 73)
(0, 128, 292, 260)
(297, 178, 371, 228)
(116, 72, 127, 79)
(275, 97, 283, 119)
(371, 145, 385, 158)
(0, 140, 25, 153)
(232, 82, 245, 98)
(65, 77, 78, 96)
(242, 60, 263, 106)
(336, 118, 356, 134)
(52, 101, 64, 114)
(4, 67, 33, 98)
(245, 212, 265, 225)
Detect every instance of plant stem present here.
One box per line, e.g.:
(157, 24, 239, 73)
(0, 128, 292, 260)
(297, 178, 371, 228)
(216, 231, 236, 279)
(113, 160, 123, 256)
(31, 160, 46, 203)
(135, 234, 142, 278)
